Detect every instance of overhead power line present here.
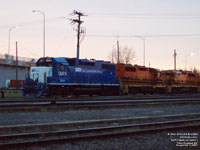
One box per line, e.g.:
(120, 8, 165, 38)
(87, 12, 200, 20)
(88, 12, 200, 17)
(0, 17, 60, 29)
(86, 34, 200, 38)
(17, 42, 40, 57)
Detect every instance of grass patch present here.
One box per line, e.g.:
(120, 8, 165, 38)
(1, 90, 23, 98)
(4, 92, 23, 98)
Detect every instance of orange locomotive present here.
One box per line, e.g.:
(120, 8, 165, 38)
(160, 70, 200, 94)
(116, 63, 200, 94)
(116, 63, 159, 94)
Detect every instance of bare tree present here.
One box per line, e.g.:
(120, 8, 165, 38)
(192, 67, 199, 73)
(108, 45, 135, 64)
(188, 66, 200, 73)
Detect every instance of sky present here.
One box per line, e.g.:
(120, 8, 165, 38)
(0, 0, 200, 70)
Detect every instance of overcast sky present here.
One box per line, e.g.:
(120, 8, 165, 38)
(0, 0, 200, 70)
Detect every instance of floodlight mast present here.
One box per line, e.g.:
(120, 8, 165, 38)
(33, 10, 45, 57)
(8, 26, 17, 55)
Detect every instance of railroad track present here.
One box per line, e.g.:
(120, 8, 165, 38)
(0, 113, 199, 149)
(0, 97, 200, 112)
(1, 94, 200, 103)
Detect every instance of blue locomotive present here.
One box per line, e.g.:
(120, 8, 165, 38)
(22, 57, 120, 97)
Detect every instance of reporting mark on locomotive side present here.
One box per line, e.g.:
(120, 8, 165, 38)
(75, 67, 103, 74)
(58, 71, 67, 76)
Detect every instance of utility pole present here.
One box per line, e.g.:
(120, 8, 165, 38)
(71, 10, 86, 61)
(16, 42, 18, 89)
(174, 49, 177, 71)
(117, 39, 120, 64)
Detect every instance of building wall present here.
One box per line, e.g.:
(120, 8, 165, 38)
(0, 56, 36, 88)
(0, 64, 28, 88)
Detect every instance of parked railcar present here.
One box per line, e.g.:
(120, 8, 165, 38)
(22, 57, 120, 96)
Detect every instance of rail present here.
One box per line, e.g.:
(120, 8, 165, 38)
(0, 97, 200, 113)
(0, 114, 199, 149)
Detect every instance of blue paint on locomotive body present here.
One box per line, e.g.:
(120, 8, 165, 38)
(23, 57, 119, 96)
(37, 57, 118, 86)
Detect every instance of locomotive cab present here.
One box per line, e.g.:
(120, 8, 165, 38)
(22, 57, 54, 96)
(30, 67, 52, 84)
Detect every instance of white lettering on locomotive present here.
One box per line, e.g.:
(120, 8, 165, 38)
(58, 71, 67, 76)
(75, 67, 102, 74)
(60, 79, 65, 82)
(75, 68, 82, 72)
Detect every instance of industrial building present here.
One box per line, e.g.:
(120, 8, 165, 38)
(0, 54, 36, 88)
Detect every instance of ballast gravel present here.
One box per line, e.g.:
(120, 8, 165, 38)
(0, 104, 200, 126)
(27, 128, 200, 150)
